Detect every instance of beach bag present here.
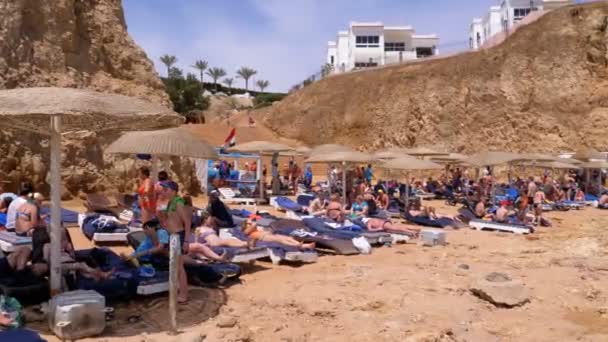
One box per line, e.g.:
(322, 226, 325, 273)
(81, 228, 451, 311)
(352, 236, 372, 254)
(0, 295, 23, 330)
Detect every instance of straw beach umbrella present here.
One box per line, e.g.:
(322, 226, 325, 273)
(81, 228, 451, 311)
(402, 147, 448, 158)
(306, 150, 376, 204)
(380, 158, 443, 208)
(106, 126, 217, 331)
(106, 127, 218, 159)
(229, 141, 295, 200)
(373, 147, 417, 160)
(0, 87, 182, 296)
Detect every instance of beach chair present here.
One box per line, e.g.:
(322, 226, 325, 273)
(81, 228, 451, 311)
(218, 188, 256, 206)
(0, 231, 32, 253)
(270, 219, 360, 255)
(79, 213, 142, 243)
(220, 228, 317, 264)
(469, 219, 532, 235)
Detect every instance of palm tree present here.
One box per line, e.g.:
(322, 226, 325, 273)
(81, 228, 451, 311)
(160, 54, 177, 77)
(223, 78, 234, 94)
(191, 60, 208, 86)
(236, 67, 257, 91)
(256, 80, 270, 93)
(206, 67, 227, 91)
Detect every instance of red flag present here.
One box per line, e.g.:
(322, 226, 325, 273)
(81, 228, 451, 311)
(224, 128, 236, 148)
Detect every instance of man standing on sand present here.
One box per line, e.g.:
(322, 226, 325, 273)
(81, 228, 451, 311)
(157, 180, 190, 304)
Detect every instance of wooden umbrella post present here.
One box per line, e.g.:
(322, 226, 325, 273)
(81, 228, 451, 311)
(49, 115, 63, 296)
(257, 153, 263, 201)
(151, 155, 159, 183)
(169, 233, 180, 332)
(342, 161, 347, 206)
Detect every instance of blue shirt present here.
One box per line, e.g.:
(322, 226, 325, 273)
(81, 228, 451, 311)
(364, 168, 373, 181)
(135, 229, 170, 262)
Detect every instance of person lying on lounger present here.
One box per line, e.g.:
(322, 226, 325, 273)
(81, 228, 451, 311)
(191, 225, 251, 249)
(599, 194, 608, 208)
(242, 219, 315, 250)
(356, 216, 420, 238)
(575, 188, 585, 202)
(0, 246, 32, 275)
(40, 229, 112, 281)
(205, 191, 235, 229)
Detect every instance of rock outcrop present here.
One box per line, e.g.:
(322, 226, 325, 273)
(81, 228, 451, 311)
(0, 0, 170, 106)
(0, 0, 200, 196)
(262, 2, 608, 153)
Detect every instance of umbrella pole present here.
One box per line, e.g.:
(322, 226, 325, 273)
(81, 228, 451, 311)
(257, 154, 263, 201)
(405, 172, 410, 211)
(168, 233, 180, 332)
(598, 168, 602, 197)
(151, 155, 159, 183)
(49, 115, 62, 296)
(342, 161, 347, 206)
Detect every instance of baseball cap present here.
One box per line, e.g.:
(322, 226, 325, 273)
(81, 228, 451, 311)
(159, 180, 179, 192)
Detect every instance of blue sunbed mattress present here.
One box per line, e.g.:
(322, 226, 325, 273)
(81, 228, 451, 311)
(40, 207, 79, 224)
(276, 196, 304, 212)
(81, 214, 129, 240)
(403, 212, 456, 229)
(0, 213, 6, 226)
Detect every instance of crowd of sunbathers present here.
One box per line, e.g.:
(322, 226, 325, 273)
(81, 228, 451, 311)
(0, 163, 605, 322)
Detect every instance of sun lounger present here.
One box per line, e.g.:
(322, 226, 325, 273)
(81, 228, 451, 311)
(296, 194, 315, 206)
(273, 196, 304, 212)
(0, 231, 32, 253)
(222, 228, 317, 264)
(80, 213, 141, 243)
(40, 207, 80, 227)
(402, 212, 461, 229)
(304, 217, 392, 245)
(469, 219, 532, 235)
(218, 187, 256, 206)
(269, 219, 360, 255)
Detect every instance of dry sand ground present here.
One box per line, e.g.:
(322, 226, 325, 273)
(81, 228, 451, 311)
(30, 197, 608, 342)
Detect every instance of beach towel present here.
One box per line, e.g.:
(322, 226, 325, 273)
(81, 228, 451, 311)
(402, 212, 457, 229)
(276, 197, 304, 212)
(40, 207, 79, 225)
(81, 214, 129, 240)
(0, 213, 6, 226)
(0, 329, 46, 342)
(296, 194, 315, 206)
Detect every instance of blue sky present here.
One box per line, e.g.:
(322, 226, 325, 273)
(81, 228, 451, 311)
(122, 0, 508, 92)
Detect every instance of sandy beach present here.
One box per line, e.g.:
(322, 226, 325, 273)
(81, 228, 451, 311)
(27, 198, 608, 342)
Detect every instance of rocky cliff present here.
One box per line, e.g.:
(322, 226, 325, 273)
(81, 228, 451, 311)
(0, 0, 200, 197)
(262, 2, 608, 153)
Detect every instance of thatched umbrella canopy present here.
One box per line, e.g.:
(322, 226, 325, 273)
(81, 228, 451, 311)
(309, 144, 354, 156)
(573, 148, 604, 162)
(465, 152, 521, 167)
(306, 150, 375, 204)
(0, 87, 182, 296)
(380, 157, 442, 207)
(519, 161, 581, 170)
(106, 127, 218, 159)
(401, 147, 448, 157)
(228, 140, 294, 154)
(373, 147, 417, 160)
(0, 87, 180, 134)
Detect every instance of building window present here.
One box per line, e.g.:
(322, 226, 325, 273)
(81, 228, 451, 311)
(330, 56, 335, 64)
(513, 8, 531, 20)
(415, 47, 433, 58)
(384, 42, 405, 51)
(355, 36, 380, 48)
(354, 62, 378, 68)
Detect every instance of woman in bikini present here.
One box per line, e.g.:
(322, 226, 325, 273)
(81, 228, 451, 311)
(191, 225, 251, 248)
(15, 192, 46, 236)
(137, 167, 156, 223)
(242, 220, 315, 250)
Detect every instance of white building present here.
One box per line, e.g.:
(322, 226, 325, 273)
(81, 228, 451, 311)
(470, 0, 574, 50)
(326, 22, 439, 74)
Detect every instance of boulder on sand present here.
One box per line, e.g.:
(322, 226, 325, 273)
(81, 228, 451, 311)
(470, 272, 530, 308)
